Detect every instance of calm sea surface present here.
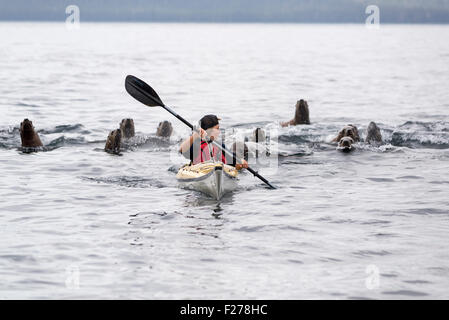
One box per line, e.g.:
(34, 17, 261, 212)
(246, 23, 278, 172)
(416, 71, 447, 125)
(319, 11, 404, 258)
(1, 22, 449, 299)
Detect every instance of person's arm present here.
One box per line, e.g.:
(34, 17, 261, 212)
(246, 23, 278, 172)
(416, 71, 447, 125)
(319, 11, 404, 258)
(179, 128, 207, 153)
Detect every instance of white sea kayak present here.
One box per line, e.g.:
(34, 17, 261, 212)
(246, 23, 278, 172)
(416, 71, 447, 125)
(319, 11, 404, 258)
(176, 161, 239, 200)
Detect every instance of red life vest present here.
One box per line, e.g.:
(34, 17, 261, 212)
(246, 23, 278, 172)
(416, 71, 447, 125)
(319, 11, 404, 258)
(192, 141, 227, 165)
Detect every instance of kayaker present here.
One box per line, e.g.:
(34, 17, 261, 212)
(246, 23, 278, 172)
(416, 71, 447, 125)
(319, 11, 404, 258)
(179, 114, 249, 170)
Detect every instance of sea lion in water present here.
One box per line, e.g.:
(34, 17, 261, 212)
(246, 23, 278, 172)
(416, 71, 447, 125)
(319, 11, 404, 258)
(365, 121, 382, 146)
(337, 136, 355, 153)
(332, 124, 360, 143)
(156, 121, 173, 137)
(120, 118, 135, 139)
(251, 128, 266, 143)
(105, 129, 122, 153)
(20, 119, 43, 148)
(281, 99, 310, 127)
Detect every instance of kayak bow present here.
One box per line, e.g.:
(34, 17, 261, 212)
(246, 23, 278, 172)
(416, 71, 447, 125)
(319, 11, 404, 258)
(176, 161, 238, 200)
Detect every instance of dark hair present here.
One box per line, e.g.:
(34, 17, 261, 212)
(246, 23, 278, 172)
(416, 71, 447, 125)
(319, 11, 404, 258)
(200, 115, 220, 130)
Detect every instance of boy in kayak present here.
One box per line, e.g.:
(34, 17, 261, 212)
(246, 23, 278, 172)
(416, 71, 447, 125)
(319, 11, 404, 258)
(179, 114, 249, 170)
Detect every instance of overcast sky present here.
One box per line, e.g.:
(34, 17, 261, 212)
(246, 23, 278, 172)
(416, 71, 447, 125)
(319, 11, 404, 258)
(1, 0, 448, 23)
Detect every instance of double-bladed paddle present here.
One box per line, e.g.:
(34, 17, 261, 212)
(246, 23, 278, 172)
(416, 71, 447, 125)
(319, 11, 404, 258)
(125, 75, 277, 190)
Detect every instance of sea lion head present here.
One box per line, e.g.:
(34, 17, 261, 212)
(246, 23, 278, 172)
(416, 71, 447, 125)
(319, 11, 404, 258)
(20, 119, 35, 140)
(105, 129, 122, 153)
(156, 121, 173, 138)
(19, 118, 43, 148)
(366, 121, 382, 145)
(337, 136, 355, 153)
(294, 99, 310, 125)
(336, 124, 360, 142)
(120, 118, 135, 139)
(252, 128, 266, 143)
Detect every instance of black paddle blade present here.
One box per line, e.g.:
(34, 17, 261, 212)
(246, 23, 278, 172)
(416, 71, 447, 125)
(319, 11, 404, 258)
(125, 75, 164, 107)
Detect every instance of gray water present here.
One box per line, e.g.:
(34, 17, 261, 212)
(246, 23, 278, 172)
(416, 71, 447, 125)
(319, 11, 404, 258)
(1, 22, 449, 299)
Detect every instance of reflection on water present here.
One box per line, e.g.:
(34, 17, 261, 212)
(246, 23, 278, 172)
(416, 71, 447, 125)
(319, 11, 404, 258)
(182, 192, 235, 210)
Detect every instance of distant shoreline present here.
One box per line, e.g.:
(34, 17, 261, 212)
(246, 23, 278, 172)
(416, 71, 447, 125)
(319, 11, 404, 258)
(1, 0, 448, 24)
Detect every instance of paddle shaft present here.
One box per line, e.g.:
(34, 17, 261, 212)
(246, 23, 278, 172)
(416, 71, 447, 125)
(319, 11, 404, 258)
(163, 104, 276, 189)
(163, 105, 194, 130)
(208, 140, 276, 189)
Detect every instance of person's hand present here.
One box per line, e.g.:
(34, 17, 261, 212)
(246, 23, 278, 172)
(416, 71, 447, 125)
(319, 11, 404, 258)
(193, 128, 207, 140)
(236, 159, 248, 170)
